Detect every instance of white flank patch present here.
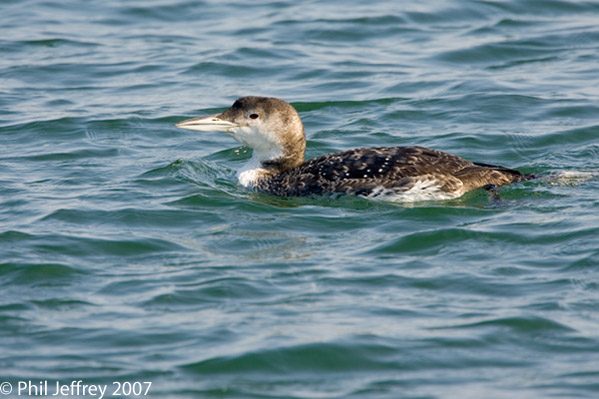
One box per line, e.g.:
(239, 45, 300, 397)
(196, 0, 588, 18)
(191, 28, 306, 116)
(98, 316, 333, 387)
(363, 179, 460, 202)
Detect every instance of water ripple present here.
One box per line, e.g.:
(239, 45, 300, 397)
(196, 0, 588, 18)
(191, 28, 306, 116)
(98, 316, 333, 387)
(2, 0, 599, 398)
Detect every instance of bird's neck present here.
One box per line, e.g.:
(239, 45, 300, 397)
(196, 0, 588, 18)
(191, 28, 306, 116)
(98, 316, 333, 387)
(237, 152, 273, 187)
(236, 145, 306, 187)
(236, 145, 290, 187)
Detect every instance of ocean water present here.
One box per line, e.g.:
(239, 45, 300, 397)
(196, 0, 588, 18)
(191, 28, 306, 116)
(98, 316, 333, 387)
(1, 0, 598, 398)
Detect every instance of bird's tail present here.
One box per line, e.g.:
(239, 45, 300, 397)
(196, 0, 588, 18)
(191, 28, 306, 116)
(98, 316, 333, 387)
(472, 161, 536, 183)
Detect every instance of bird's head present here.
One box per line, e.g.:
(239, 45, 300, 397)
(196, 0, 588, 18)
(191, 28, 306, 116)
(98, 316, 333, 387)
(176, 96, 306, 171)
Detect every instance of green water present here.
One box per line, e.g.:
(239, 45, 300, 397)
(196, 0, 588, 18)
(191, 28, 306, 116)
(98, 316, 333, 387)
(1, 1, 598, 398)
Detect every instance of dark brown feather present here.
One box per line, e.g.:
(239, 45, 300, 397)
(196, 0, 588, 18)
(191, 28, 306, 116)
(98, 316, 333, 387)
(256, 146, 526, 198)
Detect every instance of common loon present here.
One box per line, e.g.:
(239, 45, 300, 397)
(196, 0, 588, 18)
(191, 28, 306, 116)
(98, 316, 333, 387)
(176, 96, 531, 201)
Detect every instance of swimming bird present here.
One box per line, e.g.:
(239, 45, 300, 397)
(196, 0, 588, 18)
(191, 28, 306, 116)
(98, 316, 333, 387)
(176, 96, 530, 201)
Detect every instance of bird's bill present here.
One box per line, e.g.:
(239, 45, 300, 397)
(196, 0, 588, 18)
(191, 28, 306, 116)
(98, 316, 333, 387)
(175, 114, 238, 133)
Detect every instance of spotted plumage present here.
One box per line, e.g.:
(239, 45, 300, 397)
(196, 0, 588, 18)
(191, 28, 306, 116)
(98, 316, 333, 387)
(176, 96, 532, 201)
(256, 146, 527, 198)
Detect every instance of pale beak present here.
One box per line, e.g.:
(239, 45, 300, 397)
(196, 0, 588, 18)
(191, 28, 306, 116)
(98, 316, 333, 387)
(175, 114, 238, 133)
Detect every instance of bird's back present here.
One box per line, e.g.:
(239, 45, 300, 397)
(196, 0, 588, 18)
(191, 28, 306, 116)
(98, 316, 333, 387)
(256, 146, 526, 200)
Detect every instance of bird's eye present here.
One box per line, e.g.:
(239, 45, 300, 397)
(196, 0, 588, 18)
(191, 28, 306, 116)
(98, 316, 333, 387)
(249, 113, 259, 119)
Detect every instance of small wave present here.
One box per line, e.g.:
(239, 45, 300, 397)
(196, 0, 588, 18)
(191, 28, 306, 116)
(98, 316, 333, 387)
(141, 158, 228, 187)
(182, 340, 397, 375)
(436, 315, 576, 334)
(1, 262, 84, 286)
(545, 170, 597, 186)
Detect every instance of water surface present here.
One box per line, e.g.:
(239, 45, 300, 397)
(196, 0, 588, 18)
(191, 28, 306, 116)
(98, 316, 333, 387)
(1, 1, 598, 398)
